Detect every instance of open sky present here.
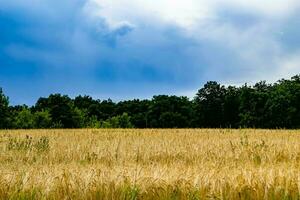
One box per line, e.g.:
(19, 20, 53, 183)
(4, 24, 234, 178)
(1, 0, 300, 105)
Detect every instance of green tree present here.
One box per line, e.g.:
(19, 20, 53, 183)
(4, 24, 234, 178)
(103, 113, 133, 128)
(14, 108, 35, 129)
(194, 81, 226, 128)
(116, 99, 150, 128)
(148, 95, 193, 128)
(238, 82, 271, 128)
(35, 94, 83, 128)
(1, 74, 300, 129)
(159, 112, 188, 128)
(85, 116, 101, 128)
(265, 79, 299, 128)
(34, 110, 52, 128)
(223, 86, 240, 128)
(0, 88, 10, 129)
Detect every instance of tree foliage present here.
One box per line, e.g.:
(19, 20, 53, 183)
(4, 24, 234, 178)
(0, 88, 10, 129)
(1, 75, 300, 129)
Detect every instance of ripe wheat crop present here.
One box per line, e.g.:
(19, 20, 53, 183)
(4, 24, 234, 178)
(0, 129, 300, 199)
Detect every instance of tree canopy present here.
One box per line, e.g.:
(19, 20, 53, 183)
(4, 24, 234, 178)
(1, 75, 300, 129)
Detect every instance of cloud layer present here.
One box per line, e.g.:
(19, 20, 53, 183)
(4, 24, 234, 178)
(0, 0, 300, 104)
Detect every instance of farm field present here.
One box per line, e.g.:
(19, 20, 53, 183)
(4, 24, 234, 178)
(0, 129, 300, 200)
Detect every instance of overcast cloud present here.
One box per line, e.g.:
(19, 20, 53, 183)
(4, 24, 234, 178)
(0, 0, 300, 104)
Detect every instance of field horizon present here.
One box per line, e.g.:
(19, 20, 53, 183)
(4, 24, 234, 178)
(2, 0, 300, 199)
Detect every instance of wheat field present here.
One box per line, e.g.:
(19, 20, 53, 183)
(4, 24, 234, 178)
(0, 129, 300, 199)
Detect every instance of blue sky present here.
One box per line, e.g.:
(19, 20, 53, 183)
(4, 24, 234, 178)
(1, 0, 300, 105)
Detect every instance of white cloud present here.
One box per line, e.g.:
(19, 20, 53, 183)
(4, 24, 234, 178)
(3, 0, 299, 86)
(87, 0, 300, 30)
(84, 0, 300, 84)
(85, 0, 209, 30)
(274, 52, 300, 80)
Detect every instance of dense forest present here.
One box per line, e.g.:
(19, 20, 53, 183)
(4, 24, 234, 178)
(1, 75, 300, 129)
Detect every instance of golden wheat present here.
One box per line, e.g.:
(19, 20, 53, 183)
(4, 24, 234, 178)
(0, 129, 300, 199)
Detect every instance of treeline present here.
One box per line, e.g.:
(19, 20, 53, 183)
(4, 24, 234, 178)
(1, 75, 300, 129)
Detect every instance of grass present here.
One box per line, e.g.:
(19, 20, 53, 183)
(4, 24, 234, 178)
(0, 129, 300, 199)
